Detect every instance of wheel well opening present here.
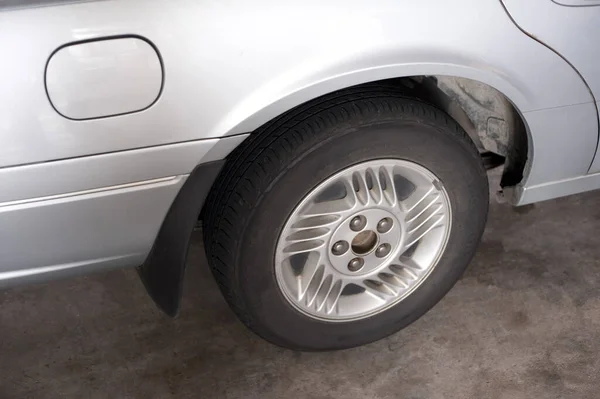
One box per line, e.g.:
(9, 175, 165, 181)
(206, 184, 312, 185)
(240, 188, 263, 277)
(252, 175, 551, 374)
(219, 75, 529, 207)
(430, 76, 529, 190)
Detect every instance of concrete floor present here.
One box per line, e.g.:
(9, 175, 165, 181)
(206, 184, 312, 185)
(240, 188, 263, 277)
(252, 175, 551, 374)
(3, 186, 600, 399)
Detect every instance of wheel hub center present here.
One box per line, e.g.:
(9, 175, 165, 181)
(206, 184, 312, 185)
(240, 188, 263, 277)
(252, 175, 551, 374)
(328, 208, 403, 276)
(351, 230, 378, 255)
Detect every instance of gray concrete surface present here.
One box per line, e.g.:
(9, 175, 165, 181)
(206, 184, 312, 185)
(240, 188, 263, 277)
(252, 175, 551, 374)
(3, 187, 600, 399)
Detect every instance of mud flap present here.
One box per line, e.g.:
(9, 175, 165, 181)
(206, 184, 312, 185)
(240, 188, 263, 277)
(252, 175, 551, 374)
(137, 160, 225, 316)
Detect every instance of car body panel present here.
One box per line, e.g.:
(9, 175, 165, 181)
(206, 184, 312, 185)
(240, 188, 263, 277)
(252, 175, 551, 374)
(508, 104, 600, 204)
(0, 0, 594, 166)
(0, 0, 598, 286)
(0, 134, 247, 205)
(501, 0, 600, 173)
(0, 175, 185, 287)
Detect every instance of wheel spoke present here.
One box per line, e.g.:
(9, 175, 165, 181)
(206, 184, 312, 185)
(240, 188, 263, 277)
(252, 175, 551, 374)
(344, 168, 397, 207)
(292, 252, 322, 300)
(365, 168, 383, 204)
(291, 214, 341, 229)
(404, 186, 446, 249)
(324, 279, 344, 314)
(361, 279, 396, 298)
(378, 165, 398, 207)
(404, 213, 445, 249)
(406, 192, 441, 224)
(389, 264, 419, 281)
(407, 204, 444, 235)
(283, 240, 326, 255)
(403, 185, 436, 214)
(314, 274, 335, 311)
(286, 227, 330, 243)
(350, 170, 370, 206)
(302, 264, 326, 303)
(298, 198, 352, 218)
(378, 272, 409, 289)
(396, 257, 423, 271)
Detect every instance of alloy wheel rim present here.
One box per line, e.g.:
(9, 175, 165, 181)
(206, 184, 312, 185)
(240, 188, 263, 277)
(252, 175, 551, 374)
(274, 159, 452, 321)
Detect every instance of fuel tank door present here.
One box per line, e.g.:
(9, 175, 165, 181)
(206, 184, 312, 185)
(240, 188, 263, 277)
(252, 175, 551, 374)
(45, 36, 163, 120)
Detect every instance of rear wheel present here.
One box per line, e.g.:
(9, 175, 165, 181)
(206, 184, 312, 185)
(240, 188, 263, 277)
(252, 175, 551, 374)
(203, 90, 488, 350)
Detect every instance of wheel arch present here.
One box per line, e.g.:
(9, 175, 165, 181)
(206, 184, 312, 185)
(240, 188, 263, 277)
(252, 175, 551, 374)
(222, 64, 533, 137)
(222, 67, 532, 198)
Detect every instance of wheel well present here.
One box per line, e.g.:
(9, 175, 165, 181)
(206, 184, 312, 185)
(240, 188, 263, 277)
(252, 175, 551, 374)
(226, 75, 529, 195)
(366, 76, 528, 191)
(431, 76, 528, 189)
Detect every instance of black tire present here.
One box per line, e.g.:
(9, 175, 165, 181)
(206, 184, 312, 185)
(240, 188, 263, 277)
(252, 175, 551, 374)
(203, 86, 488, 351)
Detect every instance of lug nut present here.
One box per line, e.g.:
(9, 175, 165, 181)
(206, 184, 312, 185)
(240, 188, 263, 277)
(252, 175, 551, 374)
(377, 217, 393, 234)
(375, 243, 391, 258)
(350, 215, 367, 232)
(332, 240, 349, 256)
(348, 257, 364, 272)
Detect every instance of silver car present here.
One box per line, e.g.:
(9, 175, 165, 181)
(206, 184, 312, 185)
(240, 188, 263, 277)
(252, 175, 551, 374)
(1, 0, 599, 350)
